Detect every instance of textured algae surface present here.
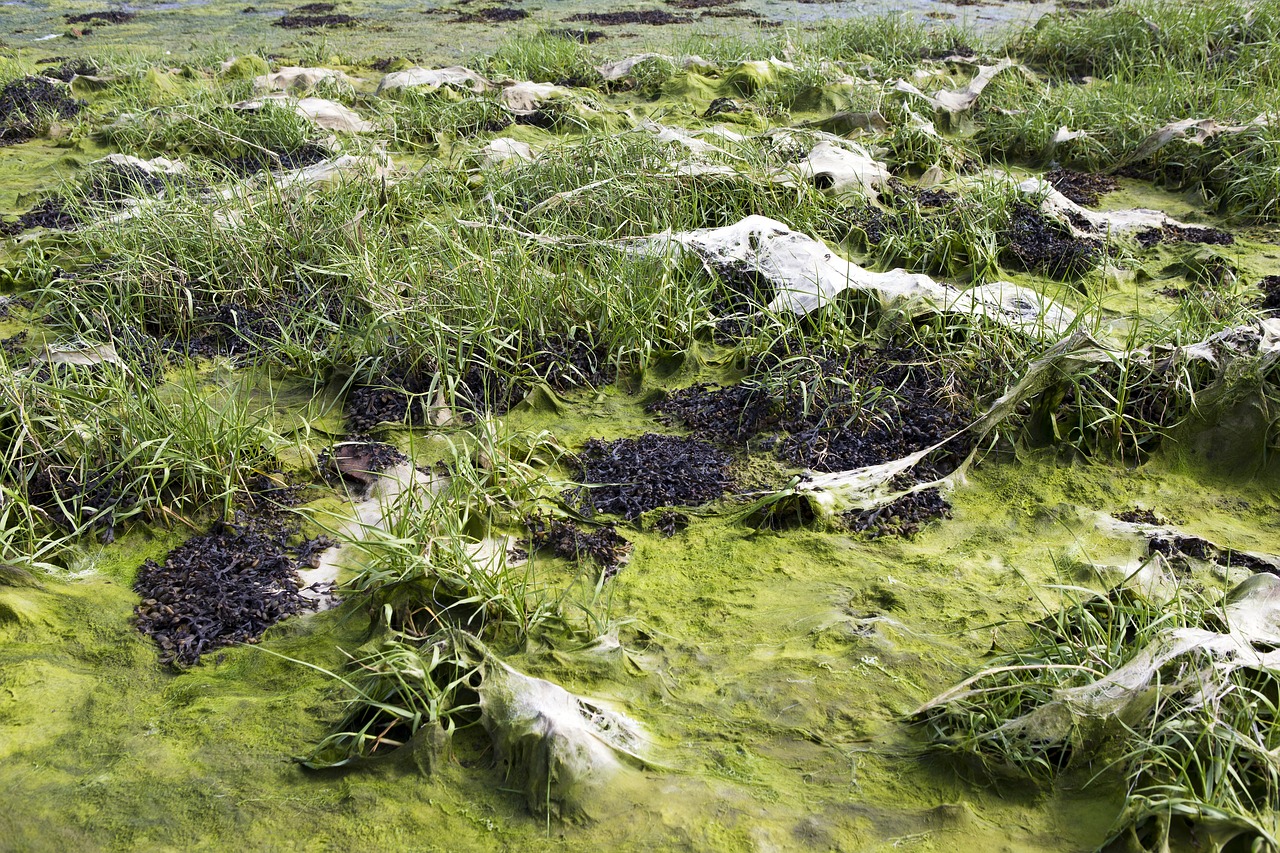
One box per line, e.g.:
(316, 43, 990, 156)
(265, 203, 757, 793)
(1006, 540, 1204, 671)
(2, 3, 1280, 850)
(7, 437, 1278, 850)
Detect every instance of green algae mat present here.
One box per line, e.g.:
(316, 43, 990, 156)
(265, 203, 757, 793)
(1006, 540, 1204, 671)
(3, 2, 1280, 851)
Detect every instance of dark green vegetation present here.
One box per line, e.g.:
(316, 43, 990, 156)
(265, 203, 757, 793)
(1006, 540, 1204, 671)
(2, 1, 1280, 850)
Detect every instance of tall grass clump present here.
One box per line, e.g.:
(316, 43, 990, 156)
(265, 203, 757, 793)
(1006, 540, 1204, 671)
(914, 580, 1280, 848)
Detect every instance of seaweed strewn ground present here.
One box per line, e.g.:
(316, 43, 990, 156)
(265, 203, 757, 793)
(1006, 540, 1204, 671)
(2, 1, 1280, 850)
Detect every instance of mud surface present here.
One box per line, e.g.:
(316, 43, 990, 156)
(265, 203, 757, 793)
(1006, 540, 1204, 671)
(134, 513, 332, 666)
(0, 76, 85, 145)
(1044, 167, 1118, 207)
(524, 513, 632, 576)
(842, 487, 952, 537)
(572, 433, 735, 519)
(1000, 200, 1101, 278)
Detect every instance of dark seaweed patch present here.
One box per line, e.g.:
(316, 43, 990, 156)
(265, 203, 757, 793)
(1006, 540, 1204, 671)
(134, 514, 333, 666)
(44, 58, 100, 82)
(452, 6, 528, 22)
(653, 345, 973, 477)
(1000, 201, 1101, 278)
(0, 76, 86, 145)
(541, 27, 608, 43)
(1259, 276, 1280, 312)
(217, 141, 331, 177)
(572, 433, 734, 519)
(345, 365, 438, 432)
(318, 441, 408, 491)
(1115, 507, 1167, 525)
(1135, 224, 1235, 249)
(26, 461, 138, 543)
(565, 9, 691, 25)
(842, 488, 952, 538)
(524, 513, 632, 577)
(1148, 533, 1277, 575)
(1045, 167, 1118, 207)
(0, 196, 77, 237)
(64, 10, 136, 25)
(666, 0, 738, 7)
(274, 5, 359, 28)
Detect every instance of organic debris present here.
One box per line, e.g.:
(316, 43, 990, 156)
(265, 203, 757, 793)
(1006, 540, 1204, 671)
(842, 488, 952, 537)
(274, 5, 359, 28)
(44, 59, 100, 82)
(64, 10, 137, 25)
(1260, 275, 1280, 312)
(452, 7, 529, 23)
(524, 514, 632, 576)
(318, 441, 408, 491)
(653, 345, 973, 477)
(654, 510, 688, 537)
(1113, 507, 1166, 525)
(0, 76, 85, 145)
(572, 433, 734, 519)
(1147, 533, 1278, 574)
(0, 196, 76, 236)
(1000, 201, 1101, 278)
(1134, 223, 1235, 249)
(1044, 167, 1118, 206)
(565, 10, 691, 25)
(134, 514, 333, 666)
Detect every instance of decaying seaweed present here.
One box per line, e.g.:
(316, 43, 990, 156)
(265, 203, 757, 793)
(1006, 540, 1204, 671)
(134, 513, 333, 666)
(571, 433, 735, 519)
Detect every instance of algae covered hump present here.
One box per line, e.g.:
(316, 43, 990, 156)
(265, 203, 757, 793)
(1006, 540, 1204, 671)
(2, 0, 1280, 849)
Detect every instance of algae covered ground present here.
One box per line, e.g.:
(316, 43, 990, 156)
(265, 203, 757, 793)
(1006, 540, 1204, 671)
(2, 1, 1280, 851)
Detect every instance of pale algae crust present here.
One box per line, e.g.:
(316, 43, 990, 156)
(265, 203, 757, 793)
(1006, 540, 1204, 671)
(1, 1, 1279, 851)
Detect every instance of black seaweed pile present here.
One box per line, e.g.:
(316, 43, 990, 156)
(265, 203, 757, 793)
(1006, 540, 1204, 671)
(572, 433, 735, 519)
(65, 9, 136, 24)
(1259, 276, 1280, 312)
(318, 441, 408, 490)
(654, 509, 689, 537)
(1114, 508, 1167, 525)
(565, 9, 691, 24)
(842, 488, 952, 537)
(653, 345, 972, 476)
(0, 197, 76, 237)
(43, 59, 100, 82)
(1000, 201, 1101, 278)
(274, 3, 359, 27)
(218, 142, 332, 177)
(524, 514, 632, 576)
(134, 514, 332, 666)
(1045, 167, 1118, 206)
(1135, 224, 1235, 249)
(1148, 533, 1277, 575)
(345, 366, 438, 432)
(452, 6, 528, 22)
(26, 461, 137, 543)
(0, 76, 85, 145)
